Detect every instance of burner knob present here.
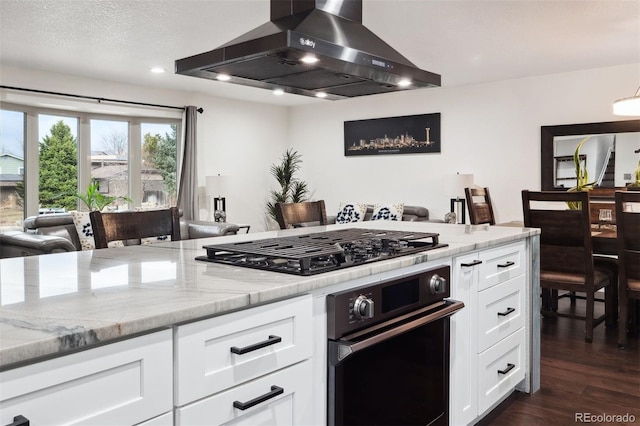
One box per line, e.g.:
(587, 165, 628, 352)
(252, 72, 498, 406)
(353, 295, 374, 320)
(429, 274, 447, 294)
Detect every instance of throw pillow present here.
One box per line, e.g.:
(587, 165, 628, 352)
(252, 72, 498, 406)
(141, 235, 173, 245)
(336, 202, 368, 224)
(370, 203, 404, 221)
(71, 211, 96, 250)
(70, 211, 124, 250)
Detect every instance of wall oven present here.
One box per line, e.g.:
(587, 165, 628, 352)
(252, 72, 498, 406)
(327, 266, 463, 426)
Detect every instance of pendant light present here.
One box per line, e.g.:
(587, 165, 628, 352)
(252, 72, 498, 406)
(613, 87, 640, 116)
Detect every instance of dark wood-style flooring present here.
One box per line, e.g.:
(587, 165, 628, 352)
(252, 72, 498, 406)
(482, 297, 640, 426)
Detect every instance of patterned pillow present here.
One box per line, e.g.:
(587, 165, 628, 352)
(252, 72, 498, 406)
(141, 235, 172, 245)
(336, 202, 368, 224)
(70, 211, 124, 250)
(370, 203, 404, 221)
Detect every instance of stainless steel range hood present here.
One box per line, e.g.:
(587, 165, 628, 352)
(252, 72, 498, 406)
(175, 0, 440, 100)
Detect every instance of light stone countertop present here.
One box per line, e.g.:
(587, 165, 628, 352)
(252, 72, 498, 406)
(0, 221, 539, 369)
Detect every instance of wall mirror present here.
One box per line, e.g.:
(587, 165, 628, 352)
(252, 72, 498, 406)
(541, 120, 640, 198)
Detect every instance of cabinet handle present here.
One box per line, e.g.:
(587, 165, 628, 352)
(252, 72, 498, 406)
(230, 335, 282, 355)
(461, 260, 483, 267)
(6, 416, 30, 426)
(497, 307, 516, 317)
(498, 363, 515, 375)
(233, 385, 284, 410)
(497, 261, 515, 268)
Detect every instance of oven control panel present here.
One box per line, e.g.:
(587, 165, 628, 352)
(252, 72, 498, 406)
(326, 265, 450, 339)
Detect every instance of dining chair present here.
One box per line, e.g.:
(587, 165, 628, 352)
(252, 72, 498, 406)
(465, 187, 496, 225)
(89, 207, 181, 249)
(274, 200, 328, 230)
(615, 190, 640, 348)
(522, 190, 615, 342)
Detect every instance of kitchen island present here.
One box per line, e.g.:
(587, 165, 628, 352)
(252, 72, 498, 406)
(0, 220, 540, 425)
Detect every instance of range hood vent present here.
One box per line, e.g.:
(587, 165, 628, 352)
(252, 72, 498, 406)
(175, 0, 440, 100)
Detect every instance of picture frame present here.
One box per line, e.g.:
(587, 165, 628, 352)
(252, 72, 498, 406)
(344, 113, 441, 156)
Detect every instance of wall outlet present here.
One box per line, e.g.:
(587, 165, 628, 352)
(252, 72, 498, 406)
(624, 173, 632, 180)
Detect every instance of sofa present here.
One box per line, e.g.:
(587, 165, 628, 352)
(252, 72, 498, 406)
(328, 203, 443, 224)
(0, 213, 240, 258)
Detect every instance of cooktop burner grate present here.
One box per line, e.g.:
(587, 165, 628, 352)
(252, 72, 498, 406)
(196, 228, 447, 276)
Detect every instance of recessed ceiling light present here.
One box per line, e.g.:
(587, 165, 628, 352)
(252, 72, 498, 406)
(315, 92, 328, 98)
(273, 88, 285, 96)
(216, 74, 232, 81)
(301, 55, 319, 64)
(150, 67, 166, 74)
(397, 78, 412, 87)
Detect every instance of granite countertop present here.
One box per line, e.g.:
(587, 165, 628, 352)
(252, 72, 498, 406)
(0, 221, 539, 369)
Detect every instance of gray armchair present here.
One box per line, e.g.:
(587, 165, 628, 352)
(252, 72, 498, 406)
(0, 212, 240, 258)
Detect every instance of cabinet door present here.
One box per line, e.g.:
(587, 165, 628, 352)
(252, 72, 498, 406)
(478, 241, 525, 291)
(477, 328, 526, 414)
(175, 295, 312, 406)
(478, 275, 526, 352)
(176, 360, 313, 426)
(0, 330, 172, 426)
(450, 253, 480, 426)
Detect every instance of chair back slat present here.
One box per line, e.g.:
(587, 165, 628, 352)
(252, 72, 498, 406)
(275, 201, 327, 229)
(90, 207, 181, 249)
(522, 190, 595, 277)
(616, 190, 640, 282)
(465, 187, 496, 225)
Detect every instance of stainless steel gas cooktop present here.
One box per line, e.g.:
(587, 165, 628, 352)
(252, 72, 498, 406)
(195, 228, 447, 276)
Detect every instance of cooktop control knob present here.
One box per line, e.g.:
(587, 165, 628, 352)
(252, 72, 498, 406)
(429, 274, 447, 294)
(353, 295, 374, 320)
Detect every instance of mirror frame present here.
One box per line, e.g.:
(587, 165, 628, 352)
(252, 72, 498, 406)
(541, 119, 640, 199)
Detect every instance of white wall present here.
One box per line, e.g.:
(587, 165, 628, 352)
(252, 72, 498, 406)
(288, 64, 640, 224)
(2, 63, 638, 231)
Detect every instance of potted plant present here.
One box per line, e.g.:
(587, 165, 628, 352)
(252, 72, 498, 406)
(75, 180, 132, 211)
(627, 160, 640, 188)
(266, 149, 309, 222)
(567, 136, 595, 209)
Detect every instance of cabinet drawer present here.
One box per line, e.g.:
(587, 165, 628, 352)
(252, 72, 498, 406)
(477, 328, 525, 414)
(175, 295, 312, 405)
(479, 241, 525, 291)
(0, 330, 172, 426)
(176, 359, 313, 426)
(477, 275, 525, 352)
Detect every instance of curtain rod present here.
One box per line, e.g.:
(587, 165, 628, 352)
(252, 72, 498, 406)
(0, 85, 203, 113)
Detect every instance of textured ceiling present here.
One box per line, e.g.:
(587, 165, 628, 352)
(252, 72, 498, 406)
(1, 0, 639, 106)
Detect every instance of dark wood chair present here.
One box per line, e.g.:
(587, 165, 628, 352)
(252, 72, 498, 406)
(89, 207, 181, 249)
(274, 201, 328, 230)
(522, 190, 615, 342)
(465, 187, 496, 225)
(615, 190, 640, 348)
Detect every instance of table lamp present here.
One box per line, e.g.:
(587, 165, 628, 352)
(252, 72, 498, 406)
(206, 174, 227, 222)
(446, 173, 474, 224)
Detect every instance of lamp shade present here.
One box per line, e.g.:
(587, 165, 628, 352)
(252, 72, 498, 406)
(613, 87, 640, 116)
(205, 174, 227, 197)
(445, 173, 474, 198)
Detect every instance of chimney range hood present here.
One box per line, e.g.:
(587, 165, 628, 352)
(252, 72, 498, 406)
(175, 0, 441, 100)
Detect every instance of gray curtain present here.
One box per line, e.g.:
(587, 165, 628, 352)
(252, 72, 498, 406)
(177, 105, 199, 220)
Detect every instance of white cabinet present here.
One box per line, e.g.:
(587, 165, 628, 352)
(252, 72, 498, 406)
(0, 329, 173, 426)
(174, 294, 313, 426)
(451, 241, 527, 425)
(176, 359, 312, 426)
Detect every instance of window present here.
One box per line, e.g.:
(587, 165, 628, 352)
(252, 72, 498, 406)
(0, 103, 180, 228)
(0, 109, 26, 231)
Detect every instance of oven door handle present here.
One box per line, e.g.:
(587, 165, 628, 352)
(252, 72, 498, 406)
(332, 299, 464, 363)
